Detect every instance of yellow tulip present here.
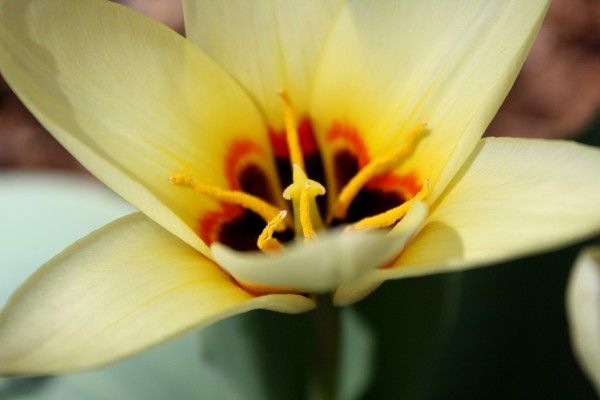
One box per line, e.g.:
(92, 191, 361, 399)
(567, 247, 600, 395)
(1, 0, 599, 375)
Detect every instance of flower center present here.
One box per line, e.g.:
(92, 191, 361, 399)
(169, 90, 429, 252)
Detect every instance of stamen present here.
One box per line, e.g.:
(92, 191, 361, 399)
(257, 210, 288, 252)
(283, 164, 326, 239)
(330, 122, 427, 221)
(170, 172, 287, 230)
(277, 89, 305, 171)
(346, 179, 429, 232)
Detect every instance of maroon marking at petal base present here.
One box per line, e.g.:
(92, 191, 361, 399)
(198, 139, 285, 250)
(327, 122, 421, 225)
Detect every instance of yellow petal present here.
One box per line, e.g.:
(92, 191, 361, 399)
(351, 138, 600, 288)
(333, 201, 428, 305)
(183, 0, 344, 129)
(0, 214, 313, 375)
(212, 201, 427, 295)
(0, 0, 278, 256)
(566, 246, 600, 396)
(311, 0, 549, 202)
(212, 231, 402, 293)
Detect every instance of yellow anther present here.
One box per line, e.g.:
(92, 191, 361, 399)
(283, 164, 326, 239)
(347, 179, 430, 233)
(169, 172, 286, 230)
(277, 89, 305, 171)
(257, 210, 288, 252)
(330, 122, 428, 221)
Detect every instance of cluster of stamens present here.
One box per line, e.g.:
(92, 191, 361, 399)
(169, 89, 429, 253)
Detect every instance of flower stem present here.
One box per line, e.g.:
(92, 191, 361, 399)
(310, 294, 340, 400)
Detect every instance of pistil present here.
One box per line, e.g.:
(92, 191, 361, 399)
(276, 90, 327, 242)
(282, 164, 326, 240)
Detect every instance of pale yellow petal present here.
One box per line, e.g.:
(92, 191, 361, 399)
(212, 201, 427, 295)
(311, 0, 549, 202)
(0, 0, 280, 256)
(332, 138, 600, 303)
(0, 214, 313, 375)
(212, 231, 402, 294)
(357, 138, 600, 285)
(566, 247, 600, 396)
(184, 0, 344, 129)
(333, 201, 428, 305)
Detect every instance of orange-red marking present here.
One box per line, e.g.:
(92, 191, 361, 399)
(199, 138, 267, 245)
(224, 139, 265, 191)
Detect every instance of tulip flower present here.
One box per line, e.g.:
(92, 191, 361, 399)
(567, 247, 600, 395)
(1, 0, 599, 380)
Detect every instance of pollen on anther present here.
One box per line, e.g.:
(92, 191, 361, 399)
(257, 210, 288, 252)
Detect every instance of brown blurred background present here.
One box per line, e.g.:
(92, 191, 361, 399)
(1, 0, 599, 171)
